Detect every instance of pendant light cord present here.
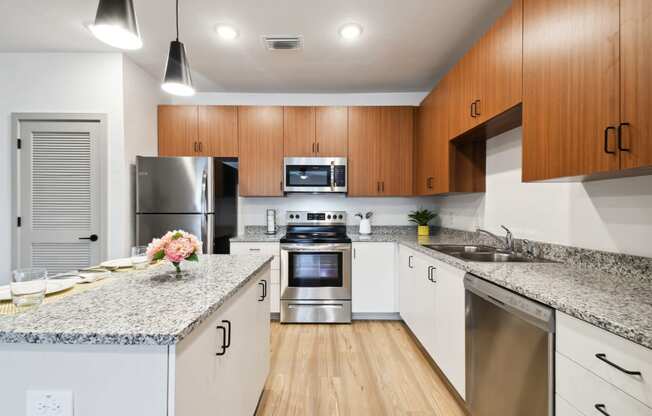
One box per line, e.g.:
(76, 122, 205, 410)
(175, 0, 179, 41)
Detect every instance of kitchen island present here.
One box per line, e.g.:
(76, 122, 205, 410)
(0, 255, 272, 416)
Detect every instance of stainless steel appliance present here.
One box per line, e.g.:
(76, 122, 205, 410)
(464, 274, 554, 416)
(280, 211, 352, 323)
(136, 157, 238, 254)
(283, 157, 347, 193)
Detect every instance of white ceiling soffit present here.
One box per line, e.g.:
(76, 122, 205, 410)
(0, 0, 512, 93)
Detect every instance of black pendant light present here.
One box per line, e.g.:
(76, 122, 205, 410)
(162, 0, 195, 96)
(89, 0, 142, 50)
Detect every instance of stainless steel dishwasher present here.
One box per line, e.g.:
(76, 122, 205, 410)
(464, 274, 555, 416)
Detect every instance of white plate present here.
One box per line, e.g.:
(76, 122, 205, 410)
(100, 258, 133, 269)
(0, 279, 77, 301)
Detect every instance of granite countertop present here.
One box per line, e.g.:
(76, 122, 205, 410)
(396, 234, 652, 349)
(0, 255, 272, 346)
(231, 226, 652, 348)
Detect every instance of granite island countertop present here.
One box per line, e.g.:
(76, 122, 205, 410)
(231, 227, 652, 348)
(0, 255, 272, 346)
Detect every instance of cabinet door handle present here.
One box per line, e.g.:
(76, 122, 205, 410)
(408, 255, 413, 269)
(594, 404, 611, 416)
(604, 126, 617, 154)
(222, 319, 232, 348)
(428, 266, 437, 283)
(377, 182, 380, 192)
(470, 102, 476, 118)
(353, 248, 356, 259)
(280, 181, 283, 191)
(381, 182, 385, 192)
(618, 122, 631, 152)
(316, 142, 320, 153)
(258, 279, 267, 301)
(595, 353, 642, 375)
(216, 323, 228, 356)
(312, 142, 315, 153)
(474, 99, 481, 116)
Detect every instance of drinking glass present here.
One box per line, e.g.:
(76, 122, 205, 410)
(11, 268, 47, 310)
(131, 246, 149, 270)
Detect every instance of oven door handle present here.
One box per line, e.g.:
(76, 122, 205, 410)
(281, 244, 351, 252)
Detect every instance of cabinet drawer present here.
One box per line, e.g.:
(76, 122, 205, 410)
(230, 243, 280, 270)
(556, 395, 583, 416)
(557, 352, 652, 416)
(557, 312, 652, 407)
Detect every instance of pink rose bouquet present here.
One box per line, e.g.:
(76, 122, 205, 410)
(147, 230, 202, 273)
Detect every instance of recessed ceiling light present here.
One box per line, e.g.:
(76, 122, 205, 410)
(339, 23, 363, 40)
(216, 24, 239, 40)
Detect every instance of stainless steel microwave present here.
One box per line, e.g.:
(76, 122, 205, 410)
(283, 157, 347, 193)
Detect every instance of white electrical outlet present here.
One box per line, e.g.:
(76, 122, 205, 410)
(26, 390, 73, 416)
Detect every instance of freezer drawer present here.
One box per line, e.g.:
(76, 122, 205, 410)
(136, 213, 214, 254)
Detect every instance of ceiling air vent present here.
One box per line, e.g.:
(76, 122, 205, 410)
(262, 35, 303, 51)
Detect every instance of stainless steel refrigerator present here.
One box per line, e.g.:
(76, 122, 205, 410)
(135, 156, 238, 254)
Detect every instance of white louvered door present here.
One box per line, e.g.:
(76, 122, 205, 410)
(18, 120, 101, 273)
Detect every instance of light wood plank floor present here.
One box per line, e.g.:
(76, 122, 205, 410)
(256, 321, 467, 416)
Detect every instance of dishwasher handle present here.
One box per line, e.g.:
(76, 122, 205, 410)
(464, 273, 555, 333)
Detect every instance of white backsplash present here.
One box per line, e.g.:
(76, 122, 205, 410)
(237, 193, 438, 235)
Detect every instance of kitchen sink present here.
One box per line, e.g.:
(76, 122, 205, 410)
(423, 244, 553, 263)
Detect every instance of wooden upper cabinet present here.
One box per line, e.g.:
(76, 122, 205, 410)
(620, 0, 652, 171)
(348, 107, 381, 196)
(448, 51, 478, 139)
(283, 107, 316, 157)
(522, 0, 621, 181)
(238, 106, 284, 196)
(158, 106, 198, 156)
(416, 78, 451, 195)
(379, 107, 414, 196)
(448, 0, 523, 139)
(348, 106, 415, 197)
(198, 106, 238, 157)
(476, 0, 523, 124)
(315, 106, 348, 157)
(416, 91, 437, 195)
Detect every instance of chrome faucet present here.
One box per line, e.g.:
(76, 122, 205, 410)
(476, 225, 514, 252)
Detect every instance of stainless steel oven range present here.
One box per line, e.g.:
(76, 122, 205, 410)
(280, 211, 352, 323)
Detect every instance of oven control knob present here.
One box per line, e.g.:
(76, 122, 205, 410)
(327, 215, 332, 219)
(289, 214, 294, 219)
(338, 215, 343, 219)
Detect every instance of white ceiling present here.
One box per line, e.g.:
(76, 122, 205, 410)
(0, 0, 511, 93)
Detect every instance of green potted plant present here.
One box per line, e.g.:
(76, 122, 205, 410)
(408, 209, 437, 236)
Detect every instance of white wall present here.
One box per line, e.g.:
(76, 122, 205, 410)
(0, 53, 160, 283)
(122, 57, 161, 251)
(435, 127, 652, 258)
(0, 53, 125, 283)
(238, 194, 438, 234)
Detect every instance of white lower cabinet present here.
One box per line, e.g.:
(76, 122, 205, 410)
(556, 352, 652, 416)
(398, 245, 466, 398)
(556, 311, 652, 415)
(352, 242, 397, 313)
(173, 269, 270, 416)
(556, 394, 584, 416)
(230, 241, 280, 314)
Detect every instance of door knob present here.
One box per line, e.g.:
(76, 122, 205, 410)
(79, 234, 98, 242)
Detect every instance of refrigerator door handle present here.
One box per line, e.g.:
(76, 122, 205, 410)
(204, 214, 215, 254)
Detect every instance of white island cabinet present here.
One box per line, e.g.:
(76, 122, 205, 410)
(230, 242, 280, 314)
(0, 258, 271, 416)
(173, 268, 270, 416)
